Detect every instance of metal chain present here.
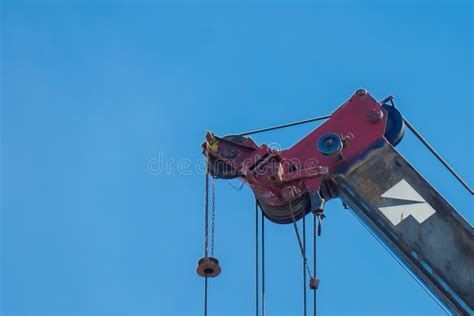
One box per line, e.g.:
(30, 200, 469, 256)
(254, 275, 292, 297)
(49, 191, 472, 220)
(210, 176, 216, 256)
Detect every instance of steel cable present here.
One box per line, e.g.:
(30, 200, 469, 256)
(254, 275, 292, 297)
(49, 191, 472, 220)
(204, 277, 208, 316)
(289, 201, 313, 278)
(203, 171, 209, 316)
(237, 115, 331, 136)
(255, 200, 259, 316)
(261, 205, 266, 316)
(204, 173, 209, 257)
(403, 117, 473, 195)
(313, 213, 317, 316)
(234, 97, 473, 194)
(303, 215, 307, 316)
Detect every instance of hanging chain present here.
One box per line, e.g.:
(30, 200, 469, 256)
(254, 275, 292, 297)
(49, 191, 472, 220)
(210, 176, 216, 257)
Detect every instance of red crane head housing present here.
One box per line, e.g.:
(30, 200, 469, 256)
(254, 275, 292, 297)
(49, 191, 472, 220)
(202, 89, 404, 224)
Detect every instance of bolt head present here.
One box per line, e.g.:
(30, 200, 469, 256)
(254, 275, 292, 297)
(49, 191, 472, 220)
(367, 108, 384, 122)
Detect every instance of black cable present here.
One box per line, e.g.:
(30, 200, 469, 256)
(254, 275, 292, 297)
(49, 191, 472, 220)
(289, 203, 309, 266)
(237, 115, 331, 136)
(403, 117, 473, 195)
(303, 215, 307, 316)
(204, 276, 208, 316)
(313, 213, 317, 316)
(204, 173, 209, 257)
(256, 200, 259, 316)
(261, 206, 266, 316)
(235, 98, 472, 193)
(203, 172, 209, 316)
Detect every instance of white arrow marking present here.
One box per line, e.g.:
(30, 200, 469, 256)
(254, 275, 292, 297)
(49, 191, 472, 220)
(381, 179, 425, 202)
(379, 179, 436, 226)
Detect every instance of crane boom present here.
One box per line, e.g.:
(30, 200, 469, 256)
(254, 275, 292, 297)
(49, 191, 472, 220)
(334, 141, 473, 314)
(202, 89, 474, 314)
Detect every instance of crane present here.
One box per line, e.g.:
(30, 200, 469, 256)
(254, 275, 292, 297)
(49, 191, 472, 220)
(196, 89, 473, 315)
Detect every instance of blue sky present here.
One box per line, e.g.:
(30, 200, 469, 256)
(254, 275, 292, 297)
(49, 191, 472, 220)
(1, 1, 472, 316)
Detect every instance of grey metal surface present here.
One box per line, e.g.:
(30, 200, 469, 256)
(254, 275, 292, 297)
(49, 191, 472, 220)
(332, 141, 474, 315)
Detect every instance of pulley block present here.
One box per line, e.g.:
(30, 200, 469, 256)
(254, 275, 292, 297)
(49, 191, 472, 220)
(383, 102, 405, 146)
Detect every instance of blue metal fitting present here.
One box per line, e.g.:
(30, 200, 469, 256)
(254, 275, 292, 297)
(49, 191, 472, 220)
(317, 133, 343, 156)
